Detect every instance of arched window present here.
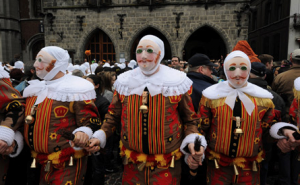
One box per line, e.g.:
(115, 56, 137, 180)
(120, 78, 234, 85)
(31, 40, 45, 60)
(85, 29, 116, 62)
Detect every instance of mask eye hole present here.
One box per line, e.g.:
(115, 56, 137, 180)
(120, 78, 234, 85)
(136, 49, 143, 54)
(241, 66, 247, 71)
(229, 66, 236, 71)
(147, 48, 153, 53)
(38, 58, 42, 62)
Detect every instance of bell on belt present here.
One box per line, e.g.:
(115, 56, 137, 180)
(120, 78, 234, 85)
(234, 128, 243, 135)
(45, 161, 51, 172)
(140, 105, 148, 113)
(170, 155, 175, 168)
(214, 159, 219, 169)
(69, 156, 74, 166)
(123, 156, 129, 165)
(25, 115, 34, 124)
(30, 158, 36, 168)
(233, 164, 239, 176)
(137, 161, 146, 171)
(252, 161, 258, 171)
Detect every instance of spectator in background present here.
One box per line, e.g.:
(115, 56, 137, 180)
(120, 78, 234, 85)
(9, 53, 21, 66)
(274, 59, 291, 77)
(14, 61, 25, 73)
(258, 54, 274, 86)
(9, 68, 24, 87)
(171, 56, 180, 67)
(272, 49, 300, 120)
(183, 53, 217, 185)
(72, 69, 84, 77)
(84, 74, 110, 185)
(212, 60, 221, 77)
(248, 62, 287, 185)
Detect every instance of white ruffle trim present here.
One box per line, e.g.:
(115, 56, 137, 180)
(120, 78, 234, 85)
(0, 126, 15, 146)
(294, 77, 300, 91)
(9, 131, 24, 158)
(92, 129, 106, 149)
(114, 75, 192, 97)
(46, 89, 96, 102)
(270, 122, 299, 139)
(24, 75, 96, 104)
(180, 133, 207, 161)
(0, 67, 10, 79)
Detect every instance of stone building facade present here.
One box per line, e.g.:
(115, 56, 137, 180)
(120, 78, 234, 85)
(1, 0, 250, 66)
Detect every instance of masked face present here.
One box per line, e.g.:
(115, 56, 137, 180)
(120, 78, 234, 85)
(225, 57, 250, 88)
(33, 50, 56, 79)
(136, 39, 161, 72)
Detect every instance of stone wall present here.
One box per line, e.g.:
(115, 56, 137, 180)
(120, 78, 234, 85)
(42, 0, 249, 62)
(0, 0, 21, 63)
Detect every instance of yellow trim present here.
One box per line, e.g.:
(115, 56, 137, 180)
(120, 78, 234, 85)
(208, 150, 264, 169)
(31, 149, 86, 165)
(120, 141, 182, 167)
(53, 106, 69, 118)
(293, 88, 300, 100)
(0, 125, 11, 129)
(5, 100, 21, 111)
(69, 101, 74, 113)
(201, 95, 274, 109)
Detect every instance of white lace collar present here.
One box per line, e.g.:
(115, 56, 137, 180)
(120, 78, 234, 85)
(23, 75, 96, 105)
(294, 77, 300, 91)
(114, 64, 192, 97)
(202, 81, 273, 115)
(0, 66, 10, 79)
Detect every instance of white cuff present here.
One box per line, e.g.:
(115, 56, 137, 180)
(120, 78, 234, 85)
(0, 126, 15, 146)
(72, 126, 93, 139)
(92, 129, 106, 148)
(270, 122, 298, 139)
(70, 126, 93, 150)
(9, 131, 24, 158)
(180, 133, 207, 161)
(184, 154, 189, 165)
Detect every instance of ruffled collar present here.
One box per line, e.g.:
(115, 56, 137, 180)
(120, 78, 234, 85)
(23, 75, 96, 105)
(114, 64, 192, 97)
(202, 81, 273, 115)
(294, 77, 300, 91)
(0, 66, 10, 79)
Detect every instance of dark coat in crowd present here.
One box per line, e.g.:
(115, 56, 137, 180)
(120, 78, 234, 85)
(249, 78, 286, 121)
(94, 92, 110, 122)
(187, 72, 216, 113)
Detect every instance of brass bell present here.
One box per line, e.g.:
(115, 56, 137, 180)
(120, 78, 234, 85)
(170, 155, 175, 168)
(137, 161, 146, 171)
(123, 156, 129, 165)
(233, 164, 239, 176)
(25, 115, 34, 124)
(69, 156, 74, 166)
(140, 105, 148, 113)
(252, 161, 257, 172)
(45, 161, 51, 172)
(30, 158, 36, 168)
(214, 159, 219, 169)
(189, 170, 197, 176)
(234, 128, 243, 135)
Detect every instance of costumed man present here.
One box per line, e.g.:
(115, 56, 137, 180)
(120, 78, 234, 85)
(199, 50, 277, 184)
(86, 35, 207, 184)
(23, 46, 100, 185)
(0, 64, 25, 185)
